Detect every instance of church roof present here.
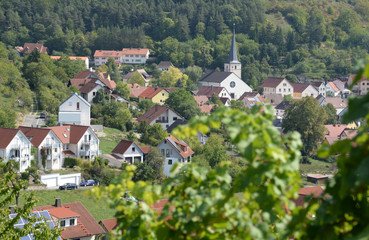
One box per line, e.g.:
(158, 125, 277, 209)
(228, 27, 240, 64)
(199, 71, 233, 83)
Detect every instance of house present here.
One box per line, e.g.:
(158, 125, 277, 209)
(275, 101, 290, 119)
(291, 83, 319, 99)
(123, 69, 151, 86)
(137, 105, 183, 130)
(324, 124, 348, 145)
(348, 74, 369, 96)
(196, 86, 231, 101)
(307, 174, 328, 184)
(34, 198, 105, 240)
(261, 77, 294, 97)
(0, 128, 32, 172)
(199, 71, 252, 100)
(19, 127, 63, 170)
(157, 135, 194, 177)
(325, 80, 350, 97)
(100, 218, 118, 238)
(193, 95, 209, 107)
(50, 56, 89, 69)
(47, 125, 100, 161)
(166, 119, 208, 145)
(94, 48, 150, 66)
(325, 97, 348, 115)
(128, 83, 148, 98)
(15, 43, 48, 56)
(112, 140, 145, 164)
(158, 61, 174, 71)
(263, 93, 283, 106)
(9, 210, 61, 240)
(69, 70, 116, 102)
(138, 87, 170, 105)
(292, 186, 324, 207)
(58, 93, 91, 126)
(316, 94, 327, 106)
(311, 81, 326, 97)
(240, 95, 267, 109)
(199, 104, 216, 114)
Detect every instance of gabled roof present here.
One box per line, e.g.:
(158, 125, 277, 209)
(71, 70, 99, 80)
(219, 97, 230, 105)
(333, 79, 345, 91)
(100, 218, 117, 233)
(199, 104, 215, 114)
(194, 95, 209, 106)
(79, 82, 100, 94)
(196, 86, 225, 97)
(0, 128, 20, 148)
(325, 124, 347, 138)
(139, 87, 168, 99)
(48, 207, 80, 219)
(19, 127, 61, 148)
(307, 174, 328, 179)
(238, 91, 260, 100)
(46, 125, 94, 144)
(199, 71, 233, 83)
(137, 105, 182, 124)
(298, 186, 324, 197)
(275, 101, 290, 110)
(165, 135, 194, 158)
(128, 84, 148, 98)
(23, 43, 48, 54)
(158, 61, 174, 68)
(122, 48, 149, 55)
(325, 97, 347, 109)
(34, 202, 105, 239)
(94, 50, 124, 58)
(261, 77, 287, 88)
(112, 140, 142, 155)
(311, 81, 324, 88)
(59, 93, 91, 108)
(328, 82, 340, 92)
(291, 83, 310, 93)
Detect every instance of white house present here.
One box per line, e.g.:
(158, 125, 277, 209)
(274, 101, 291, 119)
(326, 81, 341, 97)
(196, 86, 232, 102)
(94, 48, 150, 66)
(199, 71, 252, 100)
(311, 82, 326, 97)
(112, 140, 144, 164)
(157, 135, 194, 177)
(58, 93, 91, 126)
(0, 128, 32, 172)
(291, 83, 319, 99)
(261, 77, 294, 97)
(47, 125, 100, 162)
(137, 105, 183, 130)
(19, 127, 63, 170)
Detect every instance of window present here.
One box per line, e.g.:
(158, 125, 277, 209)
(288, 88, 290, 92)
(76, 102, 80, 110)
(161, 149, 165, 156)
(284, 89, 286, 92)
(230, 81, 235, 88)
(160, 100, 163, 102)
(235, 66, 237, 69)
(166, 149, 170, 157)
(168, 160, 172, 165)
(230, 93, 235, 99)
(283, 83, 286, 86)
(363, 82, 365, 85)
(54, 148, 57, 153)
(173, 117, 177, 121)
(69, 219, 75, 226)
(164, 140, 167, 144)
(162, 93, 165, 96)
(93, 92, 96, 96)
(132, 147, 135, 152)
(60, 220, 65, 227)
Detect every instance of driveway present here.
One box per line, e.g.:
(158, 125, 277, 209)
(22, 113, 46, 127)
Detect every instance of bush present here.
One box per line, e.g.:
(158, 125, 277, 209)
(81, 160, 92, 169)
(21, 172, 30, 180)
(64, 157, 82, 168)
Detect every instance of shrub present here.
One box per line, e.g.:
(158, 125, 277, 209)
(21, 172, 30, 180)
(64, 157, 82, 168)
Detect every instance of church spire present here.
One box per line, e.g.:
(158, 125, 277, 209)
(228, 25, 240, 63)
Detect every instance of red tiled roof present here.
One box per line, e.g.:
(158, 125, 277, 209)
(325, 97, 347, 109)
(46, 125, 90, 144)
(72, 71, 98, 80)
(19, 127, 59, 148)
(196, 86, 224, 97)
(122, 48, 149, 55)
(340, 129, 358, 139)
(194, 95, 209, 106)
(23, 43, 48, 54)
(34, 202, 105, 239)
(291, 83, 310, 93)
(298, 186, 324, 197)
(261, 77, 286, 88)
(139, 87, 167, 99)
(79, 82, 100, 94)
(166, 135, 194, 159)
(112, 140, 135, 155)
(328, 82, 339, 92)
(325, 124, 347, 138)
(48, 207, 80, 219)
(141, 146, 151, 154)
(128, 84, 148, 98)
(94, 50, 124, 58)
(62, 150, 75, 155)
(50, 56, 88, 61)
(0, 128, 19, 148)
(137, 105, 182, 124)
(238, 91, 260, 100)
(199, 104, 215, 114)
(307, 174, 328, 179)
(100, 218, 117, 233)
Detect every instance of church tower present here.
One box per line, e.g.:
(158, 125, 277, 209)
(224, 26, 242, 79)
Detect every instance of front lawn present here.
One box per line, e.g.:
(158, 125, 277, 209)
(99, 127, 126, 154)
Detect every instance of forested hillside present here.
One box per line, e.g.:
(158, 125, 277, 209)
(0, 0, 368, 124)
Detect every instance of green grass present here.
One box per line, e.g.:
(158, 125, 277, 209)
(299, 159, 336, 175)
(19, 188, 116, 222)
(99, 127, 126, 154)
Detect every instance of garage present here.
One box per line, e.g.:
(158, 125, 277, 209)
(40, 174, 59, 187)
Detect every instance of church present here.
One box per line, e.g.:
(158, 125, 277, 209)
(199, 27, 252, 100)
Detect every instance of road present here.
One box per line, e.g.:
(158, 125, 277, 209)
(22, 113, 46, 127)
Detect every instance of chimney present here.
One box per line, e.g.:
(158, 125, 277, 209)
(9, 205, 15, 214)
(55, 198, 61, 208)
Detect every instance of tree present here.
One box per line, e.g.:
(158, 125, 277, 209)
(158, 67, 188, 88)
(140, 123, 168, 146)
(202, 134, 230, 168)
(93, 89, 108, 104)
(115, 81, 130, 99)
(165, 89, 200, 120)
(282, 96, 327, 155)
(335, 9, 359, 33)
(145, 148, 165, 184)
(128, 71, 145, 86)
(0, 161, 60, 239)
(306, 7, 325, 44)
(324, 103, 337, 124)
(138, 99, 154, 113)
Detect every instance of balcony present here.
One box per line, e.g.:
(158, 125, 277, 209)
(80, 150, 89, 156)
(156, 118, 168, 123)
(82, 140, 96, 145)
(46, 155, 52, 160)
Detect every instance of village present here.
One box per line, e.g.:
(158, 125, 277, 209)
(1, 29, 368, 239)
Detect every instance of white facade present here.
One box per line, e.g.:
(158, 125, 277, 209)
(40, 173, 81, 187)
(68, 128, 100, 161)
(0, 131, 32, 172)
(157, 141, 191, 177)
(315, 82, 326, 97)
(113, 142, 144, 164)
(266, 79, 293, 97)
(300, 85, 320, 98)
(81, 84, 103, 103)
(150, 109, 183, 130)
(59, 93, 91, 126)
(37, 131, 64, 170)
(325, 82, 341, 97)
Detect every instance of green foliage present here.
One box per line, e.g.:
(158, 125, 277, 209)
(165, 88, 200, 120)
(128, 71, 145, 86)
(140, 123, 168, 146)
(158, 67, 188, 88)
(283, 97, 327, 155)
(138, 99, 154, 113)
(115, 81, 130, 99)
(324, 103, 337, 124)
(92, 105, 302, 239)
(64, 157, 82, 168)
(201, 134, 230, 168)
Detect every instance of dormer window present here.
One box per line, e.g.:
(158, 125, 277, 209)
(60, 220, 66, 227)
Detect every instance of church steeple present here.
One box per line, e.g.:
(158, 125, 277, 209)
(228, 26, 240, 63)
(224, 25, 242, 79)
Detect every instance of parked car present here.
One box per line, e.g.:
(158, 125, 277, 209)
(59, 183, 78, 190)
(80, 179, 98, 187)
(40, 112, 46, 119)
